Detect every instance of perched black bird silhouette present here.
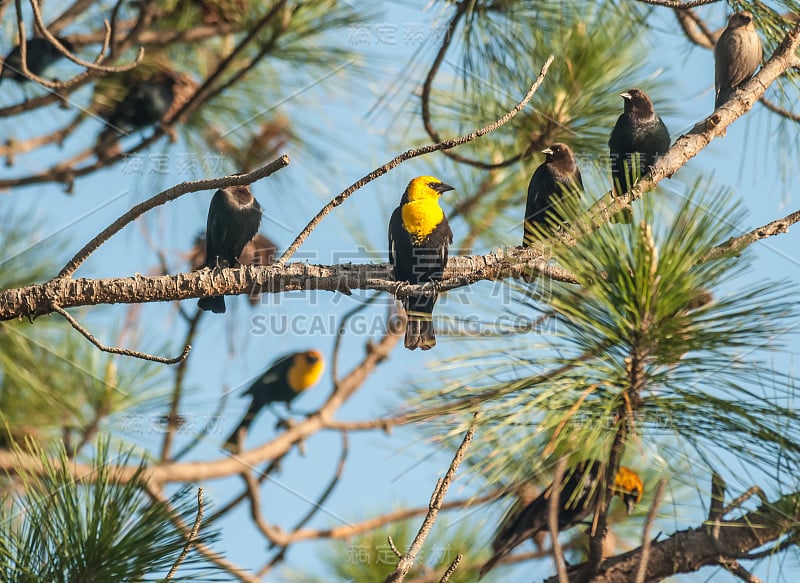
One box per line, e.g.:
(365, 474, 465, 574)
(714, 11, 762, 109)
(102, 73, 177, 134)
(480, 462, 644, 578)
(523, 143, 584, 246)
(0, 37, 73, 87)
(223, 350, 325, 451)
(608, 88, 670, 224)
(198, 185, 262, 313)
(389, 176, 454, 350)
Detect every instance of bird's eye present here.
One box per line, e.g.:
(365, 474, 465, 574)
(428, 182, 438, 189)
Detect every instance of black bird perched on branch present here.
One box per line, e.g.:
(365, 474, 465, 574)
(0, 37, 73, 86)
(389, 176, 454, 350)
(479, 462, 643, 578)
(223, 350, 325, 452)
(100, 72, 177, 135)
(198, 185, 262, 313)
(714, 11, 762, 109)
(522, 143, 584, 246)
(608, 88, 670, 224)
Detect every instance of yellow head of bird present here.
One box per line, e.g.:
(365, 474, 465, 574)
(404, 176, 455, 203)
(614, 466, 644, 515)
(287, 350, 325, 393)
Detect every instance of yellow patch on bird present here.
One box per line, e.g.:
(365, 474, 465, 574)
(614, 466, 644, 503)
(401, 200, 444, 243)
(287, 350, 325, 393)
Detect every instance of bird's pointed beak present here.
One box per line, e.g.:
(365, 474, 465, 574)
(541, 147, 553, 156)
(433, 183, 455, 194)
(620, 92, 632, 100)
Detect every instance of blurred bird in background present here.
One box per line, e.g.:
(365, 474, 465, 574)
(480, 462, 643, 578)
(223, 350, 325, 452)
(0, 36, 74, 95)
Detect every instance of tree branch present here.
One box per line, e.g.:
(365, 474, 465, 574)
(53, 305, 190, 364)
(383, 417, 476, 583)
(277, 55, 555, 265)
(544, 491, 800, 583)
(164, 487, 204, 581)
(56, 156, 289, 278)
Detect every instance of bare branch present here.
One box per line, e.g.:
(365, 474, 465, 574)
(26, 0, 144, 82)
(278, 55, 556, 265)
(261, 432, 350, 573)
(544, 491, 800, 583)
(53, 305, 190, 364)
(161, 310, 204, 461)
(240, 470, 287, 545)
(438, 554, 463, 583)
(164, 487, 205, 581)
(57, 155, 290, 278)
(634, 0, 720, 8)
(547, 457, 569, 583)
(635, 478, 667, 583)
(383, 418, 476, 583)
(146, 485, 260, 583)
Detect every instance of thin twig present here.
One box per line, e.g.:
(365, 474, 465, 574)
(721, 560, 764, 583)
(420, 2, 524, 170)
(165, 487, 205, 581)
(760, 96, 800, 122)
(57, 155, 289, 278)
(548, 457, 569, 583)
(278, 56, 555, 266)
(53, 305, 190, 364)
(145, 485, 261, 583)
(388, 536, 403, 559)
(240, 470, 286, 544)
(722, 486, 768, 516)
(634, 0, 720, 7)
(28, 0, 144, 76)
(331, 292, 381, 387)
(635, 478, 667, 583)
(383, 417, 477, 583)
(437, 554, 462, 583)
(260, 432, 350, 573)
(161, 310, 203, 461)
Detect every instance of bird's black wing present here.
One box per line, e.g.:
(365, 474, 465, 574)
(388, 205, 412, 281)
(205, 190, 232, 268)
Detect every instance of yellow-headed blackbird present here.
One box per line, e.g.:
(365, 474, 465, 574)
(389, 176, 454, 350)
(198, 185, 262, 313)
(480, 462, 643, 578)
(614, 466, 644, 514)
(0, 37, 73, 86)
(715, 12, 762, 109)
(523, 143, 584, 246)
(609, 88, 670, 224)
(223, 350, 325, 451)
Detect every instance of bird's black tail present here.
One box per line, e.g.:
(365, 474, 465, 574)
(223, 400, 260, 452)
(199, 295, 226, 314)
(404, 294, 436, 351)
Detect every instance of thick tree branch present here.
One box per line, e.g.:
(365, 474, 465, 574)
(545, 491, 800, 583)
(0, 245, 571, 321)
